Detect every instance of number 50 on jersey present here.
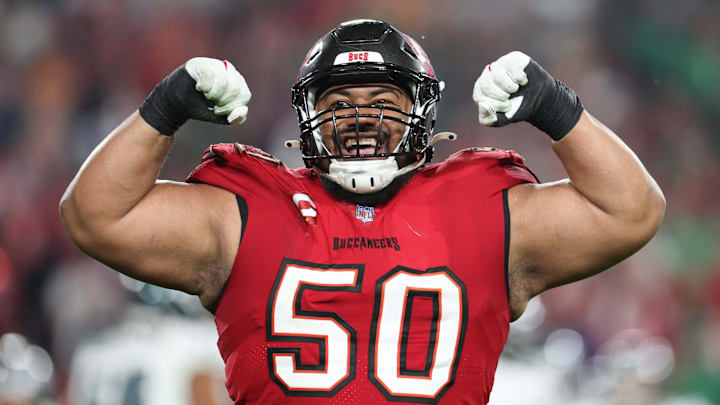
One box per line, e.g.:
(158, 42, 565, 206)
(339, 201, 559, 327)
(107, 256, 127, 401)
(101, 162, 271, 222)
(266, 259, 468, 403)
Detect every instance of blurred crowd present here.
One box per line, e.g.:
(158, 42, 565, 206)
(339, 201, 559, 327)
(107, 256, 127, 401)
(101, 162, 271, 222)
(0, 0, 718, 403)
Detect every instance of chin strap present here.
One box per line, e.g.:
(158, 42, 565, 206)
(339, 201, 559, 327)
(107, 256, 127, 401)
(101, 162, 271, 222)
(318, 154, 427, 194)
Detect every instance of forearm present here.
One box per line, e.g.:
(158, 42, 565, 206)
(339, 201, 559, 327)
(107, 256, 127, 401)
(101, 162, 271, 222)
(60, 111, 173, 233)
(552, 111, 665, 224)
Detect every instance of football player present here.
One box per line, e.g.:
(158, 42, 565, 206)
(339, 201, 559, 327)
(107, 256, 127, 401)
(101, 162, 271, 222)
(65, 284, 230, 405)
(60, 19, 665, 404)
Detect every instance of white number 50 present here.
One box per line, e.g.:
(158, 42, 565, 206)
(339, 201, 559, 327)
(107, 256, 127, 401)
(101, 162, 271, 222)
(267, 259, 467, 403)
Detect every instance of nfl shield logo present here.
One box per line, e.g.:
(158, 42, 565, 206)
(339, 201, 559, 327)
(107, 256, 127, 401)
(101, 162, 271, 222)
(355, 205, 375, 223)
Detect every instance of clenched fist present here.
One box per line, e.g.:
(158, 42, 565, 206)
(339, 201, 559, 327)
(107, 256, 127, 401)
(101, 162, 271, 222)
(139, 57, 251, 136)
(472, 51, 583, 141)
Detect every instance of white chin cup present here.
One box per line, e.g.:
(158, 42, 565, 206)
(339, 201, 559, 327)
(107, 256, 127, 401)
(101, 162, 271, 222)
(319, 155, 424, 194)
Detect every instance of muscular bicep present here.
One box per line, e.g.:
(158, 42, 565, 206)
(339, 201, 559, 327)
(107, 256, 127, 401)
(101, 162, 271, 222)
(89, 181, 240, 303)
(507, 181, 648, 299)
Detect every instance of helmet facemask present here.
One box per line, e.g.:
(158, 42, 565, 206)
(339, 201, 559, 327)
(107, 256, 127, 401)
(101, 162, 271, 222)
(290, 20, 442, 195)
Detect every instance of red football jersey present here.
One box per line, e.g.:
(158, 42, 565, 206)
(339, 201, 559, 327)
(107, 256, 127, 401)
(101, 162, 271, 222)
(187, 143, 538, 404)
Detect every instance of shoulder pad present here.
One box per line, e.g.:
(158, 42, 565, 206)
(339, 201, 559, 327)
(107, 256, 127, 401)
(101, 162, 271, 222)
(234, 144, 282, 165)
(448, 146, 526, 164)
(450, 146, 498, 155)
(445, 146, 539, 182)
(200, 143, 282, 166)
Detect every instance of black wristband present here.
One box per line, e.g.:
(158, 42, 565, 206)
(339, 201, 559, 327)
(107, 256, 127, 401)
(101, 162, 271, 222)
(138, 66, 195, 136)
(530, 79, 584, 141)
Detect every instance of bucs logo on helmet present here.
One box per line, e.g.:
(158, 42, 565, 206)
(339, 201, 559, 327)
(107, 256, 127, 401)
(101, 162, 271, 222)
(289, 19, 444, 194)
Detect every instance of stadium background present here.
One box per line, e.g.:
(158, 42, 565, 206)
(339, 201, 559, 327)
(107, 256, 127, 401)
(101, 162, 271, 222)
(0, 0, 718, 403)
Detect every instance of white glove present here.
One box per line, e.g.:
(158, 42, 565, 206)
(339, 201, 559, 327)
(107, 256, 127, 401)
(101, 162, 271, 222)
(185, 57, 251, 124)
(472, 51, 529, 126)
(471, 51, 584, 140)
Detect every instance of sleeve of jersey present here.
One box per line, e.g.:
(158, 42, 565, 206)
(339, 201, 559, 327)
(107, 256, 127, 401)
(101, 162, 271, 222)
(444, 148, 539, 193)
(185, 143, 286, 199)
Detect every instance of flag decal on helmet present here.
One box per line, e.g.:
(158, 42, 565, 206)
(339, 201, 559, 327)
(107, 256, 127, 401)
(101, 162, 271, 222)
(355, 205, 375, 223)
(334, 51, 384, 65)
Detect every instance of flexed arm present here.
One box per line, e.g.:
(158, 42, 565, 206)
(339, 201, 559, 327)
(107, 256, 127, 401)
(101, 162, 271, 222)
(473, 52, 666, 319)
(60, 58, 250, 309)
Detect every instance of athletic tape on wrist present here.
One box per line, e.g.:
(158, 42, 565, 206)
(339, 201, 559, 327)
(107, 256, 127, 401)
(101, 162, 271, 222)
(531, 79, 584, 141)
(138, 66, 194, 136)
